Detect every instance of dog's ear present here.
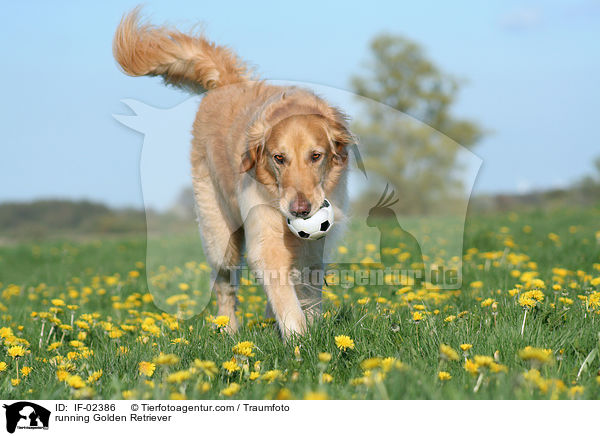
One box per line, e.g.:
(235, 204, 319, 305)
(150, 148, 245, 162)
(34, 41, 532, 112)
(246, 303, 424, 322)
(240, 138, 267, 173)
(240, 147, 257, 172)
(240, 140, 267, 173)
(242, 118, 270, 173)
(332, 139, 350, 164)
(324, 107, 355, 165)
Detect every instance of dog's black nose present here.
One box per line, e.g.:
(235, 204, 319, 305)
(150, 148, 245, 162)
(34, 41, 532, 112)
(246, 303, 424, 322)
(290, 194, 311, 218)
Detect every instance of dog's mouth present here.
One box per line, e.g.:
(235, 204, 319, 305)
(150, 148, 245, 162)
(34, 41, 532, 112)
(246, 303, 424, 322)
(281, 199, 329, 221)
(278, 187, 327, 221)
(282, 208, 316, 221)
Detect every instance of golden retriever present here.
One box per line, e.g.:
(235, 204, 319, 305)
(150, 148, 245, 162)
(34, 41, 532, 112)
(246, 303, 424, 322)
(113, 8, 354, 338)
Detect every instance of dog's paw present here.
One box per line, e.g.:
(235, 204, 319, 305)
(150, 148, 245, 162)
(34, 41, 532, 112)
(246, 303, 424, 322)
(280, 314, 307, 340)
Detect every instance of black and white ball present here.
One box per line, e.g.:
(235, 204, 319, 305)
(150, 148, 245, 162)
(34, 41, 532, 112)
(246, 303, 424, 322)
(286, 199, 334, 241)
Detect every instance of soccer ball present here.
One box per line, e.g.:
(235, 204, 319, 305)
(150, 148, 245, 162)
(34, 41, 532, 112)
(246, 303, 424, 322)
(286, 199, 334, 241)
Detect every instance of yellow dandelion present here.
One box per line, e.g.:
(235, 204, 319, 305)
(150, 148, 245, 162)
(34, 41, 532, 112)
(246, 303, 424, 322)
(276, 388, 292, 400)
(222, 360, 241, 374)
(261, 369, 282, 383)
(122, 390, 135, 399)
(318, 352, 332, 363)
(481, 298, 495, 308)
(193, 360, 218, 378)
(440, 344, 459, 361)
(66, 375, 86, 389)
(87, 370, 103, 383)
(212, 316, 230, 328)
(197, 381, 210, 392)
(75, 320, 89, 330)
(569, 386, 584, 398)
(413, 311, 424, 322)
(381, 357, 404, 372)
(153, 353, 179, 366)
(232, 341, 255, 357)
(321, 373, 333, 383)
(519, 290, 545, 309)
(361, 357, 382, 370)
(464, 359, 479, 376)
(489, 362, 508, 373)
(138, 361, 156, 377)
(519, 346, 553, 365)
(438, 371, 452, 381)
(166, 370, 192, 384)
(221, 383, 241, 396)
(473, 355, 494, 367)
(0, 327, 14, 338)
(304, 391, 329, 400)
(56, 369, 69, 381)
(334, 335, 355, 351)
(7, 346, 26, 358)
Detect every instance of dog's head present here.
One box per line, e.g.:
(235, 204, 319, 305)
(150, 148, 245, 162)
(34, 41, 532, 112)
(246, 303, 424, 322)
(241, 90, 354, 219)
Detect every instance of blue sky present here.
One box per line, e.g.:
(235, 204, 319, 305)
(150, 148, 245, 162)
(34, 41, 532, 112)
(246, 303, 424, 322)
(1, 1, 599, 209)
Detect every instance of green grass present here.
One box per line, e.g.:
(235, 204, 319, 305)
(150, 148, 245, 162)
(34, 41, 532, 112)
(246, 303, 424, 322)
(0, 206, 599, 399)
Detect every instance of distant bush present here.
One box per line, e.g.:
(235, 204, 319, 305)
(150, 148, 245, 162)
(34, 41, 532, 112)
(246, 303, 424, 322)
(470, 157, 600, 214)
(0, 200, 146, 240)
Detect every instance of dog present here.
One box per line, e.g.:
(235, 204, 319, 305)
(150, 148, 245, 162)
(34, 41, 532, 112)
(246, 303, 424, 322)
(113, 8, 354, 338)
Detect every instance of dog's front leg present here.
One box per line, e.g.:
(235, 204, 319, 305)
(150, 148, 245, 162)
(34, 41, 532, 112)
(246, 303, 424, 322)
(261, 266, 307, 338)
(245, 205, 307, 338)
(293, 241, 326, 324)
(296, 266, 324, 324)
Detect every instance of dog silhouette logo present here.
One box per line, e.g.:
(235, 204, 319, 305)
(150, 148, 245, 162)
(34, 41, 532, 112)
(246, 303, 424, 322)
(3, 402, 50, 433)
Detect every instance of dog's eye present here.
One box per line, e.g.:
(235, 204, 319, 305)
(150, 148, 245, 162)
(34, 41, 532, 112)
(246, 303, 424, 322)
(273, 154, 285, 164)
(311, 152, 322, 162)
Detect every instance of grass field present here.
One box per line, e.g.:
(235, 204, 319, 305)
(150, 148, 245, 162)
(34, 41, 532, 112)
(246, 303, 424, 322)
(1, 207, 600, 400)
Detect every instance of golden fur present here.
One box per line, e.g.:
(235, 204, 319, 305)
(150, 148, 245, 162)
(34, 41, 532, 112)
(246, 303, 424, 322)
(113, 8, 353, 338)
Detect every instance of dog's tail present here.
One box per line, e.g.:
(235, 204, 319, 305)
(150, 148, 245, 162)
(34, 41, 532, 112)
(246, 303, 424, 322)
(113, 7, 251, 93)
